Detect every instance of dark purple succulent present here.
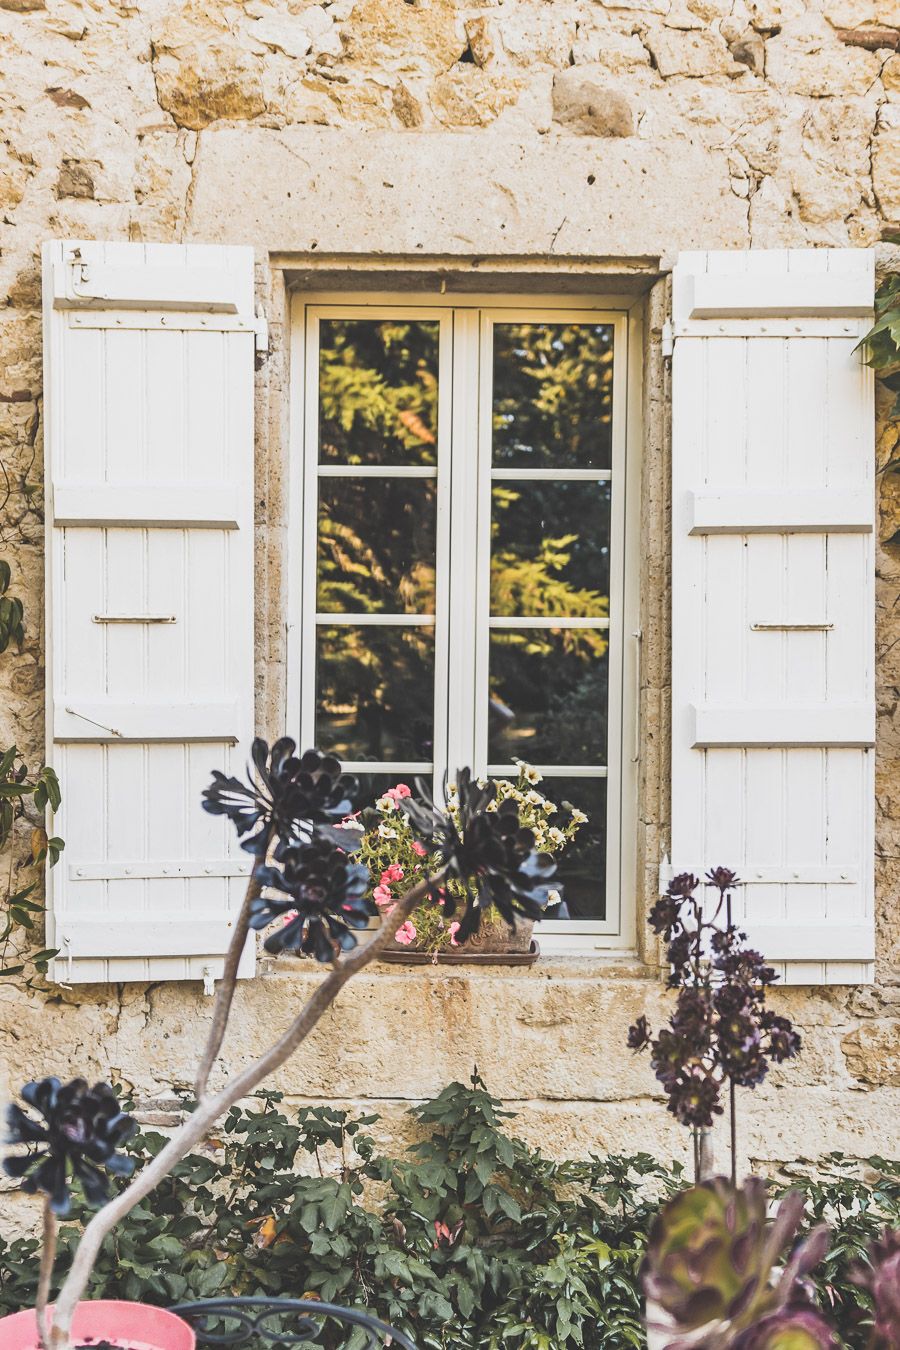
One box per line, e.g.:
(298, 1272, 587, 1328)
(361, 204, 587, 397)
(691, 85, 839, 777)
(251, 837, 374, 962)
(849, 1227, 900, 1348)
(643, 1178, 831, 1349)
(400, 769, 556, 941)
(4, 1078, 136, 1216)
(202, 740, 357, 857)
(628, 870, 801, 1135)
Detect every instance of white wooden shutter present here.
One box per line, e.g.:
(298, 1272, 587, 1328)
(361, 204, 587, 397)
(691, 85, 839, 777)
(670, 249, 876, 985)
(42, 241, 257, 984)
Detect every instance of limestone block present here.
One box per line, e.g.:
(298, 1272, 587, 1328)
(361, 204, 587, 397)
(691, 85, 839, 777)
(337, 0, 464, 73)
(0, 145, 30, 210)
(55, 157, 96, 198)
(464, 16, 500, 69)
(152, 2, 267, 131)
(825, 0, 900, 29)
(430, 67, 523, 128)
(551, 69, 637, 136)
(249, 15, 314, 59)
(728, 29, 765, 72)
(745, 0, 806, 30)
(884, 52, 900, 91)
(874, 127, 900, 220)
(189, 125, 749, 255)
(643, 26, 742, 77)
(493, 6, 577, 67)
(765, 18, 881, 96)
(842, 1021, 900, 1085)
(570, 24, 653, 73)
(0, 0, 44, 9)
(391, 81, 424, 127)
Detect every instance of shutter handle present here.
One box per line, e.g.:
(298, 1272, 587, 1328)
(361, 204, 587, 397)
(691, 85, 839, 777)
(632, 629, 642, 763)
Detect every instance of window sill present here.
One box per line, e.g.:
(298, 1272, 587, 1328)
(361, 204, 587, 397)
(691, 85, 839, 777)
(258, 951, 654, 981)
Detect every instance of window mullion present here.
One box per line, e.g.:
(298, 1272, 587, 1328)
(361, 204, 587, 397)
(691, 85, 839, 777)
(444, 308, 481, 784)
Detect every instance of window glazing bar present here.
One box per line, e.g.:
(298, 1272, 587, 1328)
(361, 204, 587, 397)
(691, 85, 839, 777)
(314, 613, 436, 625)
(317, 464, 437, 478)
(487, 616, 610, 629)
(487, 764, 608, 778)
(490, 468, 612, 481)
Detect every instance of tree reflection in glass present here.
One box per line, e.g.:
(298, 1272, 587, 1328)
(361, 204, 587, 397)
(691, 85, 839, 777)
(317, 478, 436, 615)
(488, 629, 609, 765)
(492, 323, 614, 470)
(315, 625, 435, 763)
(490, 480, 611, 616)
(318, 319, 439, 466)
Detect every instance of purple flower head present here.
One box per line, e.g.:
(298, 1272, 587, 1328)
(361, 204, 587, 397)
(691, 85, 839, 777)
(4, 1078, 136, 1216)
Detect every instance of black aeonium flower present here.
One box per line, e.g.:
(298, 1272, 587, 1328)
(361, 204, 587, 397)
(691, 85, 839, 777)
(250, 837, 374, 963)
(401, 769, 556, 942)
(4, 1078, 136, 1215)
(202, 740, 357, 857)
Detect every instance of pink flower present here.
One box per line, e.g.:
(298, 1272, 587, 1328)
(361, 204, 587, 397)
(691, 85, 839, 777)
(387, 783, 411, 801)
(411, 841, 427, 858)
(395, 920, 417, 946)
(449, 921, 460, 947)
(381, 864, 404, 884)
(373, 884, 394, 907)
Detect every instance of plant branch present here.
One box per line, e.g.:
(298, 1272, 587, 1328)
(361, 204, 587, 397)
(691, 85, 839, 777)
(194, 830, 273, 1101)
(36, 1198, 56, 1350)
(48, 870, 444, 1350)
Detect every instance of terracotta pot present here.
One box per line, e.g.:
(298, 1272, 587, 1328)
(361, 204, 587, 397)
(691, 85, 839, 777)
(0, 1300, 195, 1350)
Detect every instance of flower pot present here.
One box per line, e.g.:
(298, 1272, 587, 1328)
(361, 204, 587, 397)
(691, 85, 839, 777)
(0, 1300, 195, 1350)
(382, 914, 539, 964)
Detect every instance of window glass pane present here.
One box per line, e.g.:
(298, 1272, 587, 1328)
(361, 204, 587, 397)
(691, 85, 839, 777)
(348, 771, 427, 810)
(543, 776, 607, 921)
(317, 479, 436, 614)
(318, 319, 439, 466)
(492, 323, 614, 470)
(315, 625, 435, 762)
(488, 628, 608, 765)
(490, 480, 611, 617)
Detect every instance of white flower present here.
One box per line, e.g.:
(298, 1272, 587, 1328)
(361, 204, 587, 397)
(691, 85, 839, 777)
(548, 889, 561, 905)
(378, 823, 398, 840)
(541, 800, 557, 815)
(570, 809, 588, 825)
(523, 764, 542, 785)
(525, 789, 543, 806)
(533, 830, 546, 849)
(486, 799, 498, 812)
(339, 818, 365, 833)
(476, 776, 488, 789)
(376, 794, 396, 812)
(547, 827, 565, 846)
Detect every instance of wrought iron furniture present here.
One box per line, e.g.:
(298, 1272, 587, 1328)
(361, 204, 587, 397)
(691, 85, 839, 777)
(170, 1297, 418, 1349)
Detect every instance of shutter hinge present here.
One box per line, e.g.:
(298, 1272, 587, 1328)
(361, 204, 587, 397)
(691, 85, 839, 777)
(254, 304, 269, 354)
(661, 319, 674, 361)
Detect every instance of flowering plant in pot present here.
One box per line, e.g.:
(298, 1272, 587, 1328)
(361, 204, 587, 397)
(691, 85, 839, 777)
(354, 763, 584, 962)
(3, 742, 554, 1349)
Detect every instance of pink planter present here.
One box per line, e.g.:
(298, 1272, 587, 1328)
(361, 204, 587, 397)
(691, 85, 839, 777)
(0, 1300, 195, 1350)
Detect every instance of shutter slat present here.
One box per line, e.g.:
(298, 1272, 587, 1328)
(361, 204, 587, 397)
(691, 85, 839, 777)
(671, 248, 875, 986)
(43, 241, 256, 985)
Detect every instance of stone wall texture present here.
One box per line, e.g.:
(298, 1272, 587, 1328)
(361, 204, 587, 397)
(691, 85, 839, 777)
(2, 0, 900, 1225)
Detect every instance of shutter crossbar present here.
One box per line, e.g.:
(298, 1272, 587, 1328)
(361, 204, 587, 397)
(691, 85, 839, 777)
(69, 861, 252, 881)
(688, 489, 872, 535)
(54, 485, 241, 529)
(691, 704, 874, 748)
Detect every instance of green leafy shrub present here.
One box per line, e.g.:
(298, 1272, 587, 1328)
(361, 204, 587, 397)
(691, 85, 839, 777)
(1, 1081, 897, 1349)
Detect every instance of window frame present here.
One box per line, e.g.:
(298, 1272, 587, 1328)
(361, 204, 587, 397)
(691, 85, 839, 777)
(288, 290, 642, 954)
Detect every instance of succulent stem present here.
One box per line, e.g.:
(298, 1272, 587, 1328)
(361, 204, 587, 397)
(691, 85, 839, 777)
(47, 869, 444, 1350)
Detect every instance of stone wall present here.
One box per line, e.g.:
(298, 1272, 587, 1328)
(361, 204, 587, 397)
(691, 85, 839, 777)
(2, 0, 900, 1228)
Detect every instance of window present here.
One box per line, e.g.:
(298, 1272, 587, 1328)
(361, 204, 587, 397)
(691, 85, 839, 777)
(290, 295, 638, 949)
